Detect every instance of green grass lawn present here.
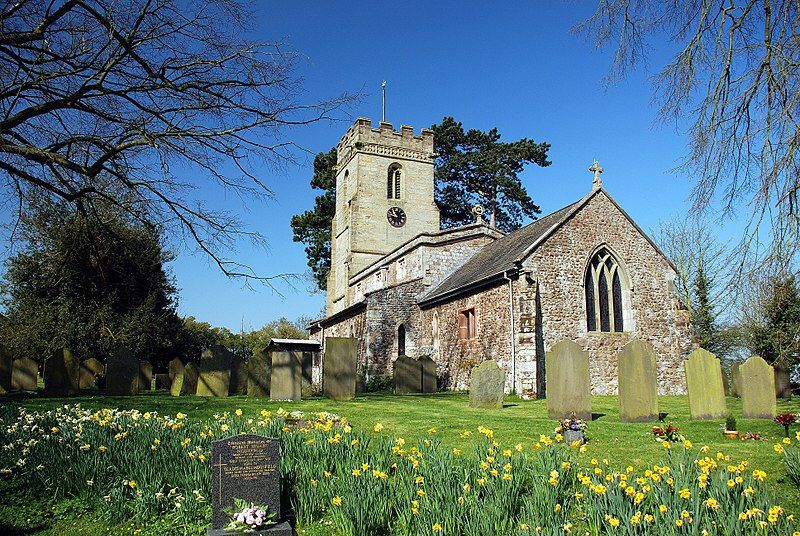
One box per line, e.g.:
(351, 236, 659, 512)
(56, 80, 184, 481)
(1, 390, 799, 535)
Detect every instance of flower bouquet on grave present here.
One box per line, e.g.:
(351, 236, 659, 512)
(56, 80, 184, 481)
(555, 413, 587, 445)
(651, 423, 684, 443)
(224, 499, 277, 533)
(775, 413, 797, 438)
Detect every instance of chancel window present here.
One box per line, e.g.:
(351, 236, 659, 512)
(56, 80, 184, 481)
(458, 308, 477, 340)
(398, 324, 406, 356)
(387, 164, 401, 199)
(585, 247, 625, 332)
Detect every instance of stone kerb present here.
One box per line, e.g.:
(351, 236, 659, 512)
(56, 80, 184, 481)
(469, 360, 506, 409)
(740, 356, 777, 419)
(545, 340, 591, 420)
(197, 345, 233, 397)
(105, 347, 140, 396)
(684, 348, 727, 420)
(323, 337, 357, 401)
(617, 339, 659, 422)
(394, 355, 421, 394)
(11, 357, 38, 391)
(247, 348, 271, 398)
(44, 348, 80, 396)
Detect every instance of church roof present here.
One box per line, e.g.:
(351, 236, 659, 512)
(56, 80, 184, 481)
(418, 200, 579, 305)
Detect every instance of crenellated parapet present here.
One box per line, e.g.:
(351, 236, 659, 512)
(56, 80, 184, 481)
(336, 118, 434, 168)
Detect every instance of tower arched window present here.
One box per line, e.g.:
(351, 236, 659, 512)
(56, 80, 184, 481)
(585, 247, 626, 333)
(387, 164, 401, 199)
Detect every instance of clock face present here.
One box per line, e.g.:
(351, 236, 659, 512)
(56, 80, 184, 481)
(387, 206, 406, 228)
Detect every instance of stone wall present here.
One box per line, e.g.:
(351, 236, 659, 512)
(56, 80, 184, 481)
(519, 190, 694, 395)
(309, 305, 367, 384)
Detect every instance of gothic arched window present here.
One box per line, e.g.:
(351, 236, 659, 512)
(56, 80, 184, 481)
(398, 324, 406, 357)
(387, 164, 401, 199)
(585, 247, 626, 333)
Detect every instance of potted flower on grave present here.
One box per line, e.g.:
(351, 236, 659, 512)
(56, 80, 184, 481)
(723, 415, 738, 439)
(224, 499, 276, 534)
(555, 413, 587, 445)
(775, 413, 797, 438)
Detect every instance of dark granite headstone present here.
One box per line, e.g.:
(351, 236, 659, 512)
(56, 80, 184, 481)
(247, 349, 271, 398)
(169, 357, 185, 382)
(208, 435, 291, 535)
(419, 356, 437, 393)
(44, 348, 80, 395)
(0, 344, 12, 394)
(155, 373, 171, 390)
(79, 358, 104, 389)
(393, 356, 421, 394)
(198, 345, 232, 397)
(138, 360, 153, 392)
(182, 362, 200, 395)
(229, 355, 248, 395)
(11, 357, 38, 391)
(322, 337, 357, 401)
(106, 347, 140, 396)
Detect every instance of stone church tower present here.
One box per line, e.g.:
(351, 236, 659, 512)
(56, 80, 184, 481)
(326, 118, 440, 314)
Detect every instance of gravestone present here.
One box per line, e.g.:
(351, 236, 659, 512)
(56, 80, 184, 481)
(247, 348, 270, 398)
(468, 360, 506, 409)
(44, 348, 80, 395)
(545, 340, 591, 420)
(394, 355, 421, 394)
(170, 372, 184, 397)
(0, 344, 12, 394)
(79, 358, 104, 389)
(270, 350, 301, 401)
(300, 350, 314, 397)
(209, 435, 291, 535)
(182, 362, 200, 395)
(420, 356, 437, 393)
(617, 339, 659, 422)
(169, 357, 185, 381)
(155, 373, 171, 390)
(138, 361, 153, 392)
(775, 367, 792, 399)
(197, 345, 233, 397)
(322, 337, 357, 401)
(730, 363, 742, 397)
(229, 355, 248, 395)
(106, 347, 140, 396)
(685, 348, 727, 420)
(11, 357, 38, 391)
(741, 356, 777, 419)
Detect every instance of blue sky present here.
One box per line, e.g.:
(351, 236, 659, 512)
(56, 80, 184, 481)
(2, 2, 733, 331)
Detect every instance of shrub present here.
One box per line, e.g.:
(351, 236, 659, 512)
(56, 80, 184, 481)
(364, 375, 394, 393)
(726, 415, 737, 431)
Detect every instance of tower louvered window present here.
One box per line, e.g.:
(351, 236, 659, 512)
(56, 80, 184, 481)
(585, 248, 625, 332)
(387, 164, 401, 199)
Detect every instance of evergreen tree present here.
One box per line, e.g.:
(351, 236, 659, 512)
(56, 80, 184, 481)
(692, 258, 718, 353)
(749, 275, 800, 372)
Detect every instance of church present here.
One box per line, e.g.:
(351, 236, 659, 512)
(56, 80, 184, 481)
(309, 118, 695, 395)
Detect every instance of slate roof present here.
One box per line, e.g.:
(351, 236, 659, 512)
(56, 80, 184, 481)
(418, 200, 580, 305)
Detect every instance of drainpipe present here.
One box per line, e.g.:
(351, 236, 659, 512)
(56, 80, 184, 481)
(503, 271, 517, 393)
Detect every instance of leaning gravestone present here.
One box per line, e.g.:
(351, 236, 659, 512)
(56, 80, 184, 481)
(685, 348, 727, 420)
(617, 339, 659, 422)
(182, 362, 200, 395)
(545, 340, 591, 420)
(469, 360, 506, 409)
(270, 349, 301, 401)
(11, 357, 38, 391)
(0, 344, 12, 394)
(208, 435, 291, 535)
(44, 348, 80, 396)
(138, 361, 153, 392)
(322, 337, 357, 401)
(106, 347, 140, 396)
(169, 357, 185, 382)
(741, 356, 777, 419)
(197, 345, 233, 397)
(394, 355, 421, 394)
(247, 348, 271, 398)
(79, 358, 104, 389)
(229, 355, 248, 395)
(730, 363, 742, 397)
(155, 373, 171, 391)
(420, 356, 437, 394)
(170, 372, 185, 397)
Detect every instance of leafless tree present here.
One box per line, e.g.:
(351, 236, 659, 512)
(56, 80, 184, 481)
(577, 1, 800, 271)
(0, 0, 353, 278)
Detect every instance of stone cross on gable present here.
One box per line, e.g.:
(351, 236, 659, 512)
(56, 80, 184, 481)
(589, 161, 603, 190)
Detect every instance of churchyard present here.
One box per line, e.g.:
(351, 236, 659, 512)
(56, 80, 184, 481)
(1, 339, 800, 535)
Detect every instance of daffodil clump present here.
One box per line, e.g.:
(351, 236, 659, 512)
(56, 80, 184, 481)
(777, 431, 800, 488)
(0, 405, 796, 535)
